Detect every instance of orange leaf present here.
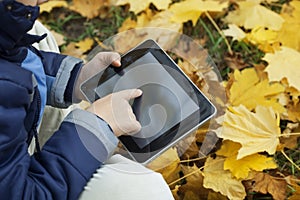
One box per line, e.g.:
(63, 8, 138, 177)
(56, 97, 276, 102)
(252, 172, 287, 200)
(70, 0, 109, 19)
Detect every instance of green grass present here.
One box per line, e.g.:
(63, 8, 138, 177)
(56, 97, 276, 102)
(39, 5, 130, 45)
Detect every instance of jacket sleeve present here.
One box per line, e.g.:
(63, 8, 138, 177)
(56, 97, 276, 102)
(37, 50, 83, 108)
(0, 78, 118, 199)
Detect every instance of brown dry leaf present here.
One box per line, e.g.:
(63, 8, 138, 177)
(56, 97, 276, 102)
(216, 140, 277, 179)
(39, 0, 68, 13)
(176, 136, 200, 161)
(216, 105, 281, 159)
(207, 191, 228, 200)
(287, 103, 300, 122)
(179, 164, 209, 200)
(203, 156, 246, 200)
(252, 172, 287, 200)
(171, 185, 181, 200)
(147, 148, 181, 187)
(224, 52, 248, 71)
(278, 123, 300, 150)
(70, 0, 109, 19)
(287, 176, 300, 200)
(228, 68, 285, 113)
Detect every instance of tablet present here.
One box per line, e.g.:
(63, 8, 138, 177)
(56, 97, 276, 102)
(81, 39, 216, 164)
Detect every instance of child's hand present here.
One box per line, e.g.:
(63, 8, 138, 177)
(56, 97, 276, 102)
(75, 52, 121, 101)
(86, 89, 142, 137)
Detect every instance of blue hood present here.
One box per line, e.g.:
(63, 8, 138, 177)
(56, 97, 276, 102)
(0, 0, 46, 54)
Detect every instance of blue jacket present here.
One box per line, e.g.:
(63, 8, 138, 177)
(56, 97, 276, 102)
(0, 0, 118, 199)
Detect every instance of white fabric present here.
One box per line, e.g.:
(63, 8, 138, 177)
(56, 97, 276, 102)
(79, 154, 174, 200)
(28, 20, 174, 200)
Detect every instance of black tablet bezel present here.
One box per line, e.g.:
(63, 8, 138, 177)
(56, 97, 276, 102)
(80, 39, 216, 164)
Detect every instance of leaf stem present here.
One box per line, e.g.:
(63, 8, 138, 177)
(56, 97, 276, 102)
(204, 11, 233, 55)
(168, 166, 204, 186)
(180, 156, 207, 163)
(279, 132, 300, 137)
(280, 150, 300, 171)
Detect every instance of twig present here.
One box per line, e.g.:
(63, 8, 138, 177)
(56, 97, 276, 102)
(281, 150, 300, 171)
(204, 11, 233, 55)
(168, 166, 204, 186)
(180, 156, 207, 163)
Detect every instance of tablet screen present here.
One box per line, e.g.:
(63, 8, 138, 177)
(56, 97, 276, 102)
(94, 52, 199, 148)
(81, 39, 216, 164)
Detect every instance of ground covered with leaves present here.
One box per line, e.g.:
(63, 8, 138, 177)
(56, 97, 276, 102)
(39, 0, 300, 199)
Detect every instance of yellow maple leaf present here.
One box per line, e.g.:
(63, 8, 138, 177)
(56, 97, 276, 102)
(70, 0, 109, 19)
(222, 24, 246, 41)
(276, 1, 300, 51)
(115, 0, 171, 14)
(216, 140, 277, 179)
(263, 47, 300, 91)
(113, 10, 182, 53)
(229, 68, 285, 113)
(147, 148, 181, 184)
(169, 0, 228, 26)
(246, 26, 280, 53)
(203, 156, 246, 200)
(216, 105, 281, 159)
(224, 0, 284, 31)
(75, 38, 94, 53)
(39, 0, 68, 13)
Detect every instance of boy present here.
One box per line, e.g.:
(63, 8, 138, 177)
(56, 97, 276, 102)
(0, 0, 173, 199)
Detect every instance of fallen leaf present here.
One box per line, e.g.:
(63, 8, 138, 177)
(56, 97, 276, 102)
(50, 30, 65, 46)
(277, 1, 300, 51)
(39, 0, 68, 13)
(263, 47, 300, 91)
(287, 177, 300, 200)
(113, 11, 182, 53)
(75, 38, 94, 53)
(176, 135, 200, 160)
(147, 148, 181, 187)
(171, 185, 181, 200)
(224, 52, 248, 70)
(216, 105, 281, 159)
(216, 140, 277, 179)
(179, 164, 209, 199)
(228, 68, 285, 113)
(62, 42, 85, 59)
(203, 156, 246, 200)
(246, 26, 280, 52)
(252, 172, 287, 200)
(223, 24, 246, 41)
(224, 0, 284, 31)
(70, 0, 109, 19)
(118, 17, 137, 32)
(169, 0, 228, 26)
(115, 0, 171, 14)
(207, 191, 228, 200)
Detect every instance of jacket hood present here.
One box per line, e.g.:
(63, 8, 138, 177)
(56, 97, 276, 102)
(0, 0, 46, 54)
